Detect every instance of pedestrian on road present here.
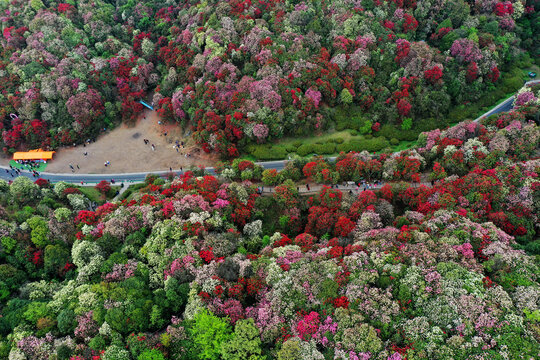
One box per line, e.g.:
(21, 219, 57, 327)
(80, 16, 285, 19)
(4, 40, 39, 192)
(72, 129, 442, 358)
(170, 167, 172, 172)
(84, 152, 88, 156)
(69, 164, 74, 170)
(77, 165, 80, 170)
(151, 144, 155, 151)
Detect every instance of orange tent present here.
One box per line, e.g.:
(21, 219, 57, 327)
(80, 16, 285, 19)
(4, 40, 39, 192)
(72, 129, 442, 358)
(13, 149, 55, 161)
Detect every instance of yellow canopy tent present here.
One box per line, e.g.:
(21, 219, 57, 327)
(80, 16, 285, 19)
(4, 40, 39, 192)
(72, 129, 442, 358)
(13, 149, 55, 161)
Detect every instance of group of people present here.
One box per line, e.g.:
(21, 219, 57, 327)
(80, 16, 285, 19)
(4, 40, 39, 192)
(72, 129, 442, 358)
(173, 140, 185, 153)
(290, 180, 385, 194)
(6, 163, 41, 178)
(143, 139, 156, 151)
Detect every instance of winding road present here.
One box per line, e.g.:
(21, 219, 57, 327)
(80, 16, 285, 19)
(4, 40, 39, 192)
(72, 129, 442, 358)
(1, 80, 538, 185)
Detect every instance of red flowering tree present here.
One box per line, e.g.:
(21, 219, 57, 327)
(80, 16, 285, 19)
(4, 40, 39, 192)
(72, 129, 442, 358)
(334, 216, 355, 237)
(95, 180, 111, 196)
(424, 66, 443, 84)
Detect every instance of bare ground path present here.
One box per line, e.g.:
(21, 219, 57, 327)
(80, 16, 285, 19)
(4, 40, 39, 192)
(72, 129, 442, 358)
(1, 109, 218, 174)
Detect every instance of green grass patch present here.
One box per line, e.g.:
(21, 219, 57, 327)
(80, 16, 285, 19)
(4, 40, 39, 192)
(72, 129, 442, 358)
(119, 183, 147, 201)
(77, 186, 103, 203)
(10, 160, 48, 172)
(390, 140, 418, 153)
(75, 185, 120, 203)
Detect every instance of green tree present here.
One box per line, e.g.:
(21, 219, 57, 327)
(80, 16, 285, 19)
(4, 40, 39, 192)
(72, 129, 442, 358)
(221, 318, 265, 360)
(277, 338, 301, 360)
(189, 309, 232, 360)
(44, 244, 70, 276)
(138, 349, 166, 360)
(26, 216, 49, 248)
(401, 118, 413, 130)
(9, 177, 41, 204)
(340, 88, 353, 105)
(30, 0, 44, 11)
(57, 309, 77, 335)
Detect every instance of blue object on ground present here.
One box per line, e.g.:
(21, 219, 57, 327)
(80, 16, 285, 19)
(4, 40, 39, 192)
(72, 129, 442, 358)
(139, 100, 154, 110)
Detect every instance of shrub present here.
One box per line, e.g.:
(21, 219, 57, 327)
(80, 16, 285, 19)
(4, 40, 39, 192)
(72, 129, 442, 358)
(220, 318, 264, 360)
(284, 144, 297, 153)
(313, 142, 336, 154)
(138, 349, 166, 360)
(250, 145, 287, 160)
(271, 146, 287, 159)
(390, 138, 399, 146)
(189, 309, 232, 360)
(296, 144, 314, 157)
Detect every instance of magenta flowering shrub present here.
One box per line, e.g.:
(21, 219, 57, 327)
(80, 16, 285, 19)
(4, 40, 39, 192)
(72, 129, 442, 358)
(74, 311, 98, 340)
(252, 123, 269, 141)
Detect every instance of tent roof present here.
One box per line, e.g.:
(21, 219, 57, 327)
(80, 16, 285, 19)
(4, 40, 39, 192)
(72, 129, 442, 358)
(13, 149, 55, 160)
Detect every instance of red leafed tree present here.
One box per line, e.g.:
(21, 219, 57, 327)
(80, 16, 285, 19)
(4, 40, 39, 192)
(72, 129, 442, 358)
(305, 206, 338, 236)
(334, 216, 355, 237)
(294, 233, 317, 251)
(95, 180, 111, 195)
(349, 190, 378, 220)
(424, 66, 443, 84)
(397, 98, 412, 117)
(466, 62, 478, 83)
(402, 14, 418, 33)
(336, 154, 358, 180)
(319, 186, 343, 210)
(486, 67, 500, 83)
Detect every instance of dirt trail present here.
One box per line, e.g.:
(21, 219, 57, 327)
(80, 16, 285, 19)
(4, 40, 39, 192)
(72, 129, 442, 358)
(0, 110, 217, 174)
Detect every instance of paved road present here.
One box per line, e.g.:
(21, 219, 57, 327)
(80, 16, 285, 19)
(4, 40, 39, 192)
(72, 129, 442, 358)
(1, 80, 538, 184)
(473, 79, 540, 122)
(0, 158, 336, 184)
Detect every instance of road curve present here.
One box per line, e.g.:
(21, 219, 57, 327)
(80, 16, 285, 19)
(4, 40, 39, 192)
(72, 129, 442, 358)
(1, 80, 538, 184)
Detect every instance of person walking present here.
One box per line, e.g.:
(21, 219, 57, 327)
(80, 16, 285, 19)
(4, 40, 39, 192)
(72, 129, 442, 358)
(76, 165, 80, 170)
(151, 144, 155, 151)
(69, 164, 74, 170)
